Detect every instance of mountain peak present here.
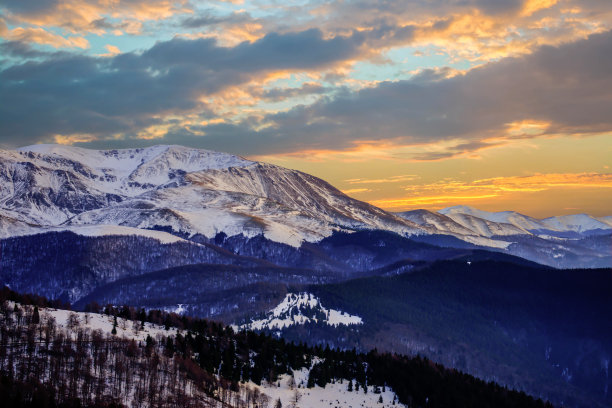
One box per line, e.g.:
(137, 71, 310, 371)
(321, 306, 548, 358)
(15, 144, 254, 179)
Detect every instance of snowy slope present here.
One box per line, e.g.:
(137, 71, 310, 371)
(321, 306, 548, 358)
(440, 212, 527, 237)
(14, 303, 405, 408)
(439, 205, 611, 237)
(395, 209, 514, 248)
(598, 216, 612, 228)
(1, 145, 252, 224)
(396, 209, 476, 236)
(251, 367, 402, 408)
(540, 214, 612, 233)
(439, 206, 542, 232)
(234, 293, 363, 332)
(0, 144, 424, 247)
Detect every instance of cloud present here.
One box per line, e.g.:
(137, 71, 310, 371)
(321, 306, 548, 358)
(98, 44, 121, 57)
(0, 28, 366, 146)
(1, 13, 612, 154)
(182, 29, 612, 156)
(261, 83, 329, 101)
(345, 175, 419, 184)
(0, 0, 59, 16)
(0, 18, 8, 36)
(0, 0, 190, 34)
(341, 188, 371, 194)
(0, 40, 61, 58)
(3, 27, 89, 49)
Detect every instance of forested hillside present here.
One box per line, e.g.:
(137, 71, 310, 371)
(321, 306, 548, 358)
(0, 288, 551, 408)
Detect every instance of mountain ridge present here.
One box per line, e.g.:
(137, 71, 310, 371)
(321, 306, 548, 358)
(0, 144, 609, 268)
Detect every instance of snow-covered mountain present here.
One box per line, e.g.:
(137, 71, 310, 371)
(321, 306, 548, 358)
(439, 205, 612, 238)
(599, 216, 612, 227)
(0, 144, 609, 270)
(0, 144, 422, 247)
(396, 209, 523, 248)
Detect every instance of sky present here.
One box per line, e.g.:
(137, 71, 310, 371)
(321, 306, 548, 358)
(1, 0, 611, 217)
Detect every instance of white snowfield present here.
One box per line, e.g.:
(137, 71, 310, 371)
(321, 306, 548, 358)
(17, 144, 254, 186)
(251, 366, 403, 408)
(235, 293, 363, 332)
(33, 303, 183, 343)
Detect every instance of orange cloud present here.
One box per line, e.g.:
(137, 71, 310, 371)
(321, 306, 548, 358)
(371, 194, 499, 208)
(98, 44, 121, 56)
(5, 27, 89, 48)
(369, 172, 612, 210)
(257, 138, 505, 164)
(2, 0, 191, 36)
(341, 188, 372, 194)
(345, 175, 419, 184)
(522, 0, 559, 17)
(472, 173, 612, 190)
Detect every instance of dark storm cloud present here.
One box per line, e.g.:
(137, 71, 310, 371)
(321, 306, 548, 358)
(0, 28, 366, 146)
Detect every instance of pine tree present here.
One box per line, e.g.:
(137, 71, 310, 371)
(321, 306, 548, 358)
(307, 372, 315, 388)
(32, 305, 40, 324)
(274, 397, 282, 408)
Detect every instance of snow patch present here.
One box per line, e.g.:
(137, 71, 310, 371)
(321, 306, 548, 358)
(235, 293, 363, 331)
(250, 367, 404, 408)
(5, 224, 186, 244)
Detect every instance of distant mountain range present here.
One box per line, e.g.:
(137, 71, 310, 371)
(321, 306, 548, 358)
(0, 144, 609, 269)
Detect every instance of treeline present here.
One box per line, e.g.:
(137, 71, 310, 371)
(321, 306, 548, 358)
(0, 287, 553, 408)
(0, 286, 71, 310)
(307, 348, 552, 408)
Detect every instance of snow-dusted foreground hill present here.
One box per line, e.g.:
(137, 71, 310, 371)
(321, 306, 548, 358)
(1, 301, 405, 408)
(2, 293, 554, 408)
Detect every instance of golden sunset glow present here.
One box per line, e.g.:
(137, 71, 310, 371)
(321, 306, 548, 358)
(368, 173, 612, 210)
(258, 133, 612, 217)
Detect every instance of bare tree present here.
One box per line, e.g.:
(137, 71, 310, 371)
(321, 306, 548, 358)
(67, 313, 80, 332)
